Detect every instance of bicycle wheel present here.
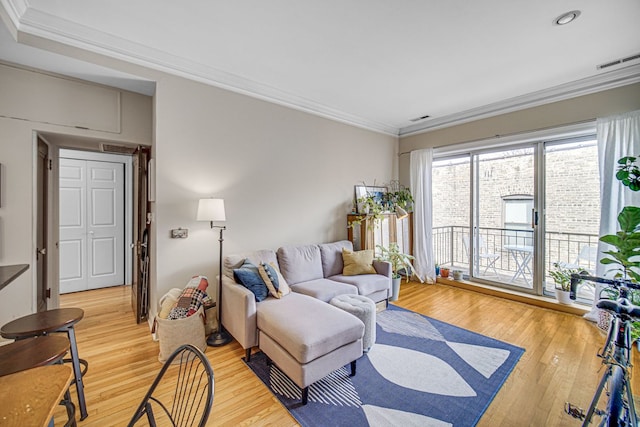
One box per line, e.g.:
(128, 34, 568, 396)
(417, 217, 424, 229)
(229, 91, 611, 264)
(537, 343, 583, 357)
(606, 365, 628, 427)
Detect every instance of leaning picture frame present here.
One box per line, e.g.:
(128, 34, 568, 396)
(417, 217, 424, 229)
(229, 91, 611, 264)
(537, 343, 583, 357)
(354, 185, 387, 213)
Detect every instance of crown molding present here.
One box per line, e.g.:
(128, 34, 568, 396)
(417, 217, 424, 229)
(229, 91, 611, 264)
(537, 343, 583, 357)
(14, 6, 399, 136)
(399, 64, 640, 137)
(6, 1, 640, 139)
(0, 0, 27, 37)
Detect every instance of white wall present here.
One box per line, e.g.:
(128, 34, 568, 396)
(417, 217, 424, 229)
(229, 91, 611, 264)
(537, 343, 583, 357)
(152, 74, 397, 304)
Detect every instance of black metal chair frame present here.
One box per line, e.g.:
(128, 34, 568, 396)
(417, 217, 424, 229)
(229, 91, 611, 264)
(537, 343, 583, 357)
(128, 344, 214, 427)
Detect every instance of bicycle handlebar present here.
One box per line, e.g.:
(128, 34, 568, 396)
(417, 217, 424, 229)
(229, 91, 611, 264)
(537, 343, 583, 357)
(570, 273, 640, 319)
(569, 274, 640, 299)
(597, 299, 640, 319)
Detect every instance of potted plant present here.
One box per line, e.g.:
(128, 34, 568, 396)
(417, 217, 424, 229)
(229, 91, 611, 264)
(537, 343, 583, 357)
(376, 243, 415, 301)
(385, 180, 414, 212)
(598, 157, 640, 337)
(599, 205, 640, 282)
(549, 262, 586, 304)
(349, 192, 385, 231)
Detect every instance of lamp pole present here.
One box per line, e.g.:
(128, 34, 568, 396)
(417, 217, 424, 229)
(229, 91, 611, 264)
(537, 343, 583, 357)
(207, 224, 232, 346)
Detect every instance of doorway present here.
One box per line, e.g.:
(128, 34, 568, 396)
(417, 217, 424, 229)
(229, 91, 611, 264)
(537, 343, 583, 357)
(59, 149, 130, 294)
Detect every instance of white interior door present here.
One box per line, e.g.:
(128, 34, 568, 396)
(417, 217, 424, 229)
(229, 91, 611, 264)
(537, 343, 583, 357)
(60, 159, 87, 294)
(60, 158, 124, 294)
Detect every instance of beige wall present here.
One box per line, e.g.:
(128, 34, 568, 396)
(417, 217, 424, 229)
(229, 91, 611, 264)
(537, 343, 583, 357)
(152, 74, 397, 302)
(0, 61, 397, 330)
(398, 83, 640, 185)
(0, 63, 152, 334)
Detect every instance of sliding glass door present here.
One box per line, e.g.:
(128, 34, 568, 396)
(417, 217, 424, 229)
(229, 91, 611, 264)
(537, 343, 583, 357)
(473, 146, 536, 291)
(543, 137, 600, 302)
(432, 134, 600, 302)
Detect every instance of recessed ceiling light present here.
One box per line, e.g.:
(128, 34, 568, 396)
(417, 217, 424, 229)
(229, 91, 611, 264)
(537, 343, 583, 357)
(554, 10, 581, 26)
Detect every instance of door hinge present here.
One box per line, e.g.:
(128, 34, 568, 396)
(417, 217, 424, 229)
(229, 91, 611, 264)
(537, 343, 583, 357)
(48, 159, 52, 170)
(46, 288, 51, 299)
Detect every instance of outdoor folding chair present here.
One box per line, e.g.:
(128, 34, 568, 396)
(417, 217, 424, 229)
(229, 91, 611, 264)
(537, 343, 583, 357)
(463, 235, 500, 277)
(561, 246, 598, 274)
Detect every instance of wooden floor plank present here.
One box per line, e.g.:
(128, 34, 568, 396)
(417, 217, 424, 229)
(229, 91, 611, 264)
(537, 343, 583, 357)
(53, 281, 634, 426)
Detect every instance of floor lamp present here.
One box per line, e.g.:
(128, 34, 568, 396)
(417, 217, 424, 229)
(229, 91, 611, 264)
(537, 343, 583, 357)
(197, 198, 232, 346)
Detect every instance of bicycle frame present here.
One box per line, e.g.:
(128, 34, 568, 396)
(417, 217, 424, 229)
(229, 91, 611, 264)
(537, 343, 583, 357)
(569, 274, 640, 426)
(581, 314, 636, 426)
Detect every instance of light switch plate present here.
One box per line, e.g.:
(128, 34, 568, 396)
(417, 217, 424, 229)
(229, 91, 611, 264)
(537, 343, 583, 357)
(171, 228, 188, 238)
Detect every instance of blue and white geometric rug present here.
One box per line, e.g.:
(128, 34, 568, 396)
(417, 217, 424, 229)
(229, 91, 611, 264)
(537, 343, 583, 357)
(245, 304, 524, 426)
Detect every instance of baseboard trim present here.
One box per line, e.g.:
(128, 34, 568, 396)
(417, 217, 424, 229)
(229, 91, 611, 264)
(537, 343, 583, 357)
(436, 277, 590, 316)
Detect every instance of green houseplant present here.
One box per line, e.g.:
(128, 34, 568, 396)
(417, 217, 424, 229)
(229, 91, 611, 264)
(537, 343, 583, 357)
(600, 155, 640, 282)
(549, 262, 586, 304)
(385, 180, 414, 212)
(598, 155, 640, 338)
(599, 206, 640, 283)
(376, 243, 415, 301)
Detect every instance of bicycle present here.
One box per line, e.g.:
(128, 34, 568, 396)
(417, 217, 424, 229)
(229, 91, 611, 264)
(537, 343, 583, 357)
(565, 274, 640, 426)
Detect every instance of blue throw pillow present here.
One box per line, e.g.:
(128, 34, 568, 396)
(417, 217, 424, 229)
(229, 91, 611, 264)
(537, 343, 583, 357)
(233, 260, 268, 302)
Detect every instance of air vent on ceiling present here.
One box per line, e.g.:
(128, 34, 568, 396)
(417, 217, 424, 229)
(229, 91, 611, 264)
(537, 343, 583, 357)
(409, 114, 431, 123)
(597, 52, 640, 70)
(101, 143, 137, 154)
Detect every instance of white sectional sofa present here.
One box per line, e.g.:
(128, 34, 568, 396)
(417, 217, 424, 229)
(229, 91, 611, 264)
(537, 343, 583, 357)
(220, 240, 391, 404)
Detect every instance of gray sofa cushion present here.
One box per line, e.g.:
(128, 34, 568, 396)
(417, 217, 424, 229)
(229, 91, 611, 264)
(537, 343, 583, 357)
(289, 278, 358, 302)
(224, 249, 279, 279)
(318, 240, 353, 277)
(277, 244, 324, 285)
(329, 273, 390, 297)
(257, 292, 364, 364)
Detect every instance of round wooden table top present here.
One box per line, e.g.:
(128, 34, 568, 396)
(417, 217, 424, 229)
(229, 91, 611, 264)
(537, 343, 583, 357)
(0, 308, 84, 339)
(0, 336, 70, 377)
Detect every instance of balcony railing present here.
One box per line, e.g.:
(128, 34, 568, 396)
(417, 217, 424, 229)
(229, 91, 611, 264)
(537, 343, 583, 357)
(433, 226, 599, 301)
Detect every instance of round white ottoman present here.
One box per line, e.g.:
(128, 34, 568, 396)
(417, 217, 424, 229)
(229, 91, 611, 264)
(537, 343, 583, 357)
(330, 294, 376, 352)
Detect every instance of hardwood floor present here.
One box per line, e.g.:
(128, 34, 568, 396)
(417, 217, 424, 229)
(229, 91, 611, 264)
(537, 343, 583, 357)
(54, 281, 636, 426)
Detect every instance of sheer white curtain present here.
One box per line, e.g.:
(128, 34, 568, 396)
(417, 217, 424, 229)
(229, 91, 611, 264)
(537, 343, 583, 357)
(585, 109, 640, 321)
(410, 148, 435, 283)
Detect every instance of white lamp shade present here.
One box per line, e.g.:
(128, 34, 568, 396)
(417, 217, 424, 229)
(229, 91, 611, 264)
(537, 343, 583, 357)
(197, 198, 226, 222)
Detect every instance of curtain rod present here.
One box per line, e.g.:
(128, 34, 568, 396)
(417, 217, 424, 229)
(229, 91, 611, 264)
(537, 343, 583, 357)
(398, 118, 597, 156)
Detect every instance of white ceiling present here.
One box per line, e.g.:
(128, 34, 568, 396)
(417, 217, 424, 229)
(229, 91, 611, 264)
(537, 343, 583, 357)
(1, 0, 640, 136)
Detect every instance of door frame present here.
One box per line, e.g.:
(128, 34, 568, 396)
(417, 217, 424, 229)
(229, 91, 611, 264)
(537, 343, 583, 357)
(35, 132, 144, 311)
(433, 122, 598, 298)
(469, 143, 540, 295)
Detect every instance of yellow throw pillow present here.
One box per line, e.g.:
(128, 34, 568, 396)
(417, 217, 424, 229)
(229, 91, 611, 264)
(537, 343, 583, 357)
(342, 248, 377, 276)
